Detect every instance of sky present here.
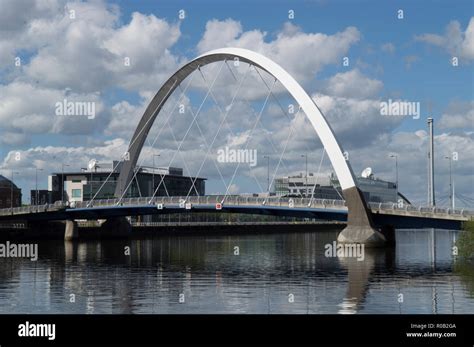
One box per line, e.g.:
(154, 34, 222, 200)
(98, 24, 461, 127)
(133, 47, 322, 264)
(0, 0, 473, 207)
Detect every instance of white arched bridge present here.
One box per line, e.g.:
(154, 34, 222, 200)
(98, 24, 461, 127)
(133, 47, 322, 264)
(1, 48, 472, 244)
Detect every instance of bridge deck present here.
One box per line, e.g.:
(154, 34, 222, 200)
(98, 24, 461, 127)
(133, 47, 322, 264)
(0, 196, 471, 230)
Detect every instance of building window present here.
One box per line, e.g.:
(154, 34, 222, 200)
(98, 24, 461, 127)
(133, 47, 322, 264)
(72, 179, 81, 183)
(72, 189, 82, 198)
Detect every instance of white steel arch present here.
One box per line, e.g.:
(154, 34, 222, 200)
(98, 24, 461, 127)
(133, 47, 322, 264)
(114, 47, 357, 197)
(112, 47, 385, 245)
(201, 48, 357, 190)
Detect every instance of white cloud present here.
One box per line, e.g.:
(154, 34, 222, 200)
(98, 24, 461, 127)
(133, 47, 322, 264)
(322, 69, 383, 99)
(0, 0, 63, 66)
(1, 138, 128, 173)
(196, 20, 360, 85)
(403, 55, 419, 69)
(0, 137, 129, 199)
(0, 1, 181, 93)
(311, 93, 401, 149)
(1, 10, 363, 146)
(0, 82, 59, 134)
(0, 1, 182, 141)
(0, 0, 61, 33)
(0, 81, 107, 137)
(343, 130, 474, 206)
(197, 19, 243, 54)
(103, 12, 182, 91)
(415, 17, 474, 61)
(381, 42, 395, 54)
(24, 7, 181, 93)
(439, 101, 474, 130)
(106, 100, 145, 138)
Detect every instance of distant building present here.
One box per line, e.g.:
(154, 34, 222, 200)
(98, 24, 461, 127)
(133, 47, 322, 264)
(275, 170, 408, 204)
(30, 189, 53, 205)
(0, 174, 22, 208)
(47, 161, 206, 203)
(274, 173, 332, 198)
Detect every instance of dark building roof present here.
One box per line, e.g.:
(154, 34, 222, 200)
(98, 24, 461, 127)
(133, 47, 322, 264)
(50, 171, 207, 180)
(0, 174, 19, 189)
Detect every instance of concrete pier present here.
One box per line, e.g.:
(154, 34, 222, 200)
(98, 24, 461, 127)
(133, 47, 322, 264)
(338, 186, 387, 247)
(64, 220, 79, 241)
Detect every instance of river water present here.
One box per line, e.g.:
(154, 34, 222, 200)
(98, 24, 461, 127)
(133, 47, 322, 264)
(0, 228, 472, 314)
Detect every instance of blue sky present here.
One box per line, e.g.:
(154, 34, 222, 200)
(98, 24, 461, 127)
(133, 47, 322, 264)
(106, 1, 471, 99)
(112, 0, 474, 108)
(0, 0, 472, 206)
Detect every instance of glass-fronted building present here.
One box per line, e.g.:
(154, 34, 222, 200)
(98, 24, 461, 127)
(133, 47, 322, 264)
(48, 161, 206, 203)
(275, 172, 405, 204)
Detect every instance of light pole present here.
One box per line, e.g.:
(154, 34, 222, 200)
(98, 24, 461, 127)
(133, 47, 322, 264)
(89, 161, 98, 202)
(10, 170, 19, 214)
(444, 155, 454, 209)
(35, 167, 43, 205)
(390, 154, 398, 192)
(61, 163, 70, 203)
(153, 154, 160, 196)
(301, 154, 308, 196)
(263, 155, 270, 194)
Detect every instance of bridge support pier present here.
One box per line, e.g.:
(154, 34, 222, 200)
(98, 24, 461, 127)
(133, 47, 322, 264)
(338, 186, 386, 247)
(64, 220, 78, 241)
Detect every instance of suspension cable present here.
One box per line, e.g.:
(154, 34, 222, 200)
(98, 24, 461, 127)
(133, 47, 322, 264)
(224, 61, 293, 192)
(146, 60, 229, 204)
(221, 78, 276, 203)
(115, 72, 200, 204)
(181, 64, 253, 202)
(88, 78, 180, 206)
(308, 148, 326, 206)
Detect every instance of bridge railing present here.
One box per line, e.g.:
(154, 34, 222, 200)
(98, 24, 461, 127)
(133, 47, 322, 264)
(0, 203, 61, 216)
(89, 196, 472, 217)
(1, 195, 473, 219)
(70, 195, 349, 209)
(368, 201, 474, 217)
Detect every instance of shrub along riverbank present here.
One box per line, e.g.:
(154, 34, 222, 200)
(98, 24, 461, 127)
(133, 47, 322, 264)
(459, 221, 474, 259)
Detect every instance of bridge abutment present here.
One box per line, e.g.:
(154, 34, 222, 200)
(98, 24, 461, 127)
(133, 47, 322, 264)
(338, 186, 387, 247)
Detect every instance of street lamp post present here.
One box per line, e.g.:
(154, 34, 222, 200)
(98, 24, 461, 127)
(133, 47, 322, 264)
(35, 167, 43, 206)
(153, 154, 160, 197)
(390, 154, 398, 192)
(263, 155, 270, 194)
(10, 170, 19, 214)
(90, 170, 93, 202)
(89, 161, 98, 203)
(61, 163, 70, 203)
(301, 154, 308, 196)
(444, 155, 454, 209)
